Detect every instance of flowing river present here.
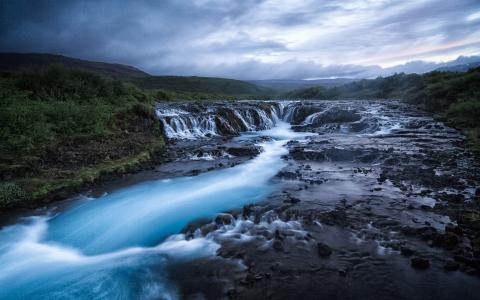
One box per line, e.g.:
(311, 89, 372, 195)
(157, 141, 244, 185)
(1, 100, 479, 299)
(0, 118, 307, 299)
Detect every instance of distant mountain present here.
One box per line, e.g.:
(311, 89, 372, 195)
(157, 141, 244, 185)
(0, 53, 149, 79)
(435, 61, 480, 72)
(0, 53, 272, 96)
(249, 78, 358, 91)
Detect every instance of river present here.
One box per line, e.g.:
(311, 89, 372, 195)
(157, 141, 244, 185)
(1, 100, 479, 299)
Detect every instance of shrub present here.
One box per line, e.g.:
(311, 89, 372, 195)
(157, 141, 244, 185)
(446, 98, 480, 128)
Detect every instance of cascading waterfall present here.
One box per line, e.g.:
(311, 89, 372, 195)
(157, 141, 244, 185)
(156, 101, 298, 139)
(156, 109, 218, 139)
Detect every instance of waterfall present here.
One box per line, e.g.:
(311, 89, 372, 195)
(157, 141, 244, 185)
(156, 102, 296, 139)
(303, 111, 322, 125)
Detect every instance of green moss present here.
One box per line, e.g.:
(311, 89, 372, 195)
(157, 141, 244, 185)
(0, 182, 30, 208)
(24, 139, 164, 201)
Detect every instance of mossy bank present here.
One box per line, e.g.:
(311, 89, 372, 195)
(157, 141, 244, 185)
(0, 67, 166, 209)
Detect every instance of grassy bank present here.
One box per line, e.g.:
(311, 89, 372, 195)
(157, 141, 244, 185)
(0, 66, 165, 209)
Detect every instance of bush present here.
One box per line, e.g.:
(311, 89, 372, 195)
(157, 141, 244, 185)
(446, 98, 480, 128)
(0, 182, 30, 208)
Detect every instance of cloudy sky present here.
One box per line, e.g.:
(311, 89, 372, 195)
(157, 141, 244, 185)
(1, 0, 480, 79)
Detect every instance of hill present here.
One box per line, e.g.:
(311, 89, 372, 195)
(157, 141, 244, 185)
(0, 53, 149, 79)
(0, 53, 273, 99)
(250, 78, 358, 91)
(132, 75, 273, 97)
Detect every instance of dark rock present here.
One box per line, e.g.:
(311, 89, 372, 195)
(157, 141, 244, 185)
(411, 257, 430, 269)
(277, 171, 298, 180)
(226, 146, 261, 157)
(318, 208, 347, 226)
(215, 213, 234, 225)
(288, 196, 301, 204)
(445, 223, 463, 235)
(227, 289, 238, 298)
(317, 242, 332, 257)
(274, 229, 284, 241)
(311, 107, 361, 125)
(242, 205, 252, 218)
(444, 260, 460, 271)
(272, 240, 283, 251)
(400, 246, 415, 257)
(289, 105, 322, 125)
(420, 205, 431, 211)
(434, 232, 460, 250)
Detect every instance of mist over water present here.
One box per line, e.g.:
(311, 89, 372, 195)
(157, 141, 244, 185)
(0, 121, 296, 299)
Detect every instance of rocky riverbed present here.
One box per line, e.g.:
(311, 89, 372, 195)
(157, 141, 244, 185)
(155, 100, 480, 299)
(1, 100, 479, 300)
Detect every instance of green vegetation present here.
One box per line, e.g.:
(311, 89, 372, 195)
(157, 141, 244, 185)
(131, 75, 272, 95)
(284, 68, 480, 154)
(0, 182, 30, 208)
(0, 66, 165, 208)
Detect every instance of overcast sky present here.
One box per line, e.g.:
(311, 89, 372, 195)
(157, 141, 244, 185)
(1, 0, 479, 79)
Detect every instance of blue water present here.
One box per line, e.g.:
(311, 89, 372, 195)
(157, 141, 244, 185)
(0, 122, 301, 299)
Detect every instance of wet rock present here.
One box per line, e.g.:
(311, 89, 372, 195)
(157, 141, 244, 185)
(277, 171, 298, 180)
(310, 108, 361, 125)
(420, 205, 431, 211)
(274, 229, 285, 241)
(215, 213, 234, 225)
(444, 260, 460, 271)
(317, 242, 332, 257)
(318, 208, 347, 226)
(289, 105, 322, 125)
(411, 257, 430, 269)
(408, 226, 438, 241)
(434, 232, 460, 250)
(272, 240, 283, 251)
(242, 205, 253, 218)
(400, 246, 415, 257)
(373, 219, 400, 227)
(454, 254, 480, 269)
(226, 289, 238, 298)
(226, 146, 261, 157)
(351, 121, 370, 132)
(288, 196, 301, 204)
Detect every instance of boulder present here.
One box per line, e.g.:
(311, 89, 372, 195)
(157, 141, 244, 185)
(411, 257, 430, 269)
(317, 242, 332, 257)
(400, 246, 415, 257)
(215, 213, 234, 225)
(444, 260, 460, 271)
(311, 108, 361, 125)
(226, 146, 261, 157)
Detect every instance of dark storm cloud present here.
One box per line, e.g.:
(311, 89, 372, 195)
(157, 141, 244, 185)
(1, 0, 479, 79)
